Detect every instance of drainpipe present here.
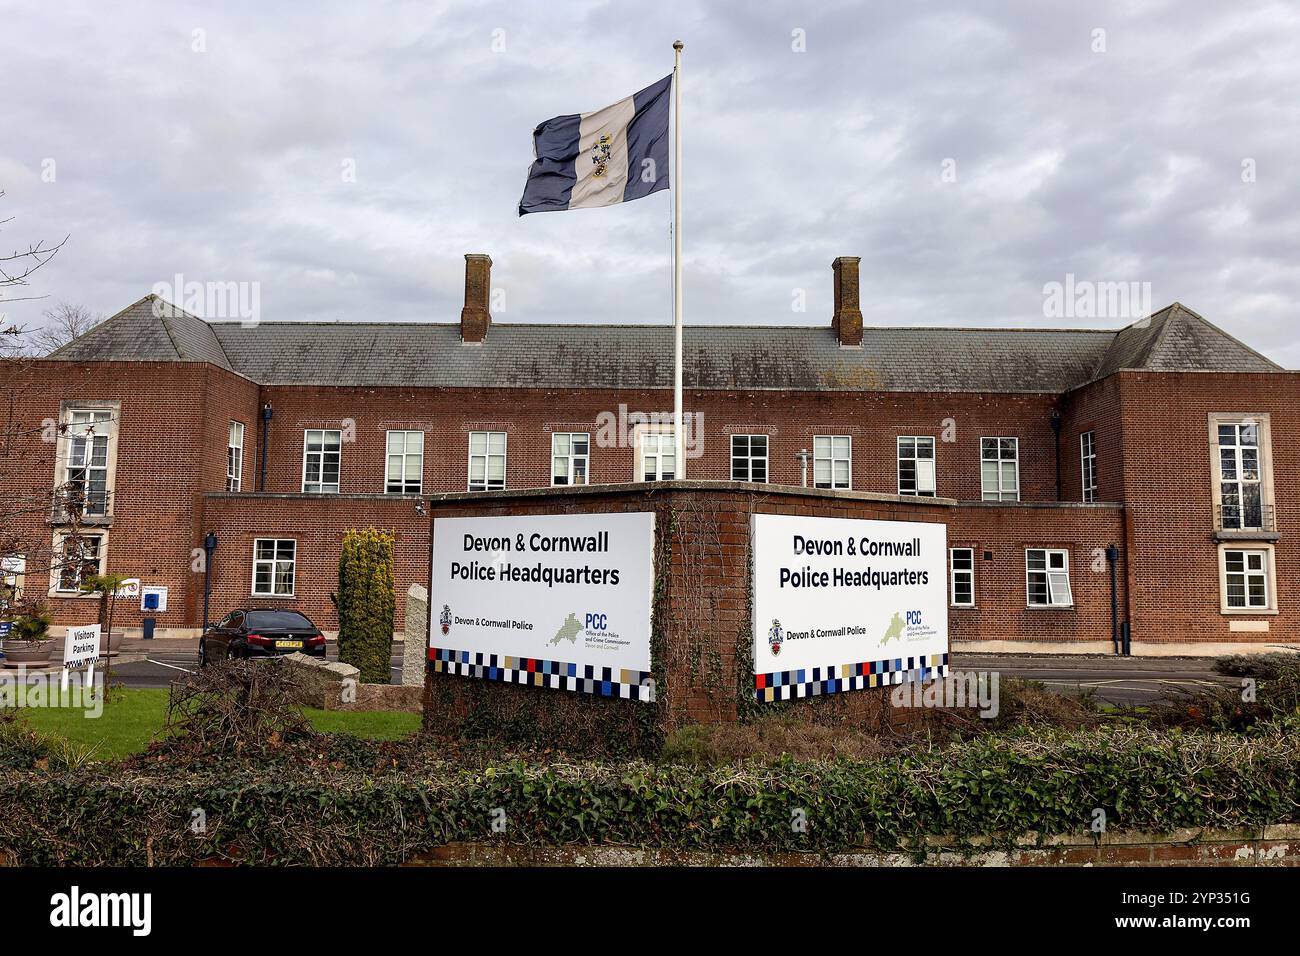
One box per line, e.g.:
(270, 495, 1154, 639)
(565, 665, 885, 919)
(258, 402, 273, 491)
(202, 530, 218, 632)
(1105, 543, 1121, 655)
(796, 448, 810, 488)
(1049, 409, 1062, 500)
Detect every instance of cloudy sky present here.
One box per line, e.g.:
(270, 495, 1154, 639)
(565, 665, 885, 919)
(3, 0, 1298, 365)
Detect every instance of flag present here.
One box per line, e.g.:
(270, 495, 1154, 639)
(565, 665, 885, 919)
(518, 74, 671, 215)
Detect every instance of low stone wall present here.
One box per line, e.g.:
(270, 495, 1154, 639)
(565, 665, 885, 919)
(325, 682, 423, 713)
(283, 653, 359, 709)
(410, 826, 1300, 867)
(282, 652, 421, 713)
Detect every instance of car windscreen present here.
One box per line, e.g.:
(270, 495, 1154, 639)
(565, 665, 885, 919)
(246, 610, 315, 630)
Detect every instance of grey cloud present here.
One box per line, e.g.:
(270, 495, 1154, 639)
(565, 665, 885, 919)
(2, 0, 1296, 366)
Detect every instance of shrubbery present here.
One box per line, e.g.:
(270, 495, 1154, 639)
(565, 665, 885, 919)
(1148, 652, 1300, 732)
(3, 653, 1300, 864)
(0, 726, 1297, 865)
(336, 528, 396, 684)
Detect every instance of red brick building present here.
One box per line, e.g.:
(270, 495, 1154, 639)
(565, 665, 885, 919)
(1, 254, 1293, 654)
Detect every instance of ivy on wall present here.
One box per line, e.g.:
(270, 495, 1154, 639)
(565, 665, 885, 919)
(3, 728, 1298, 865)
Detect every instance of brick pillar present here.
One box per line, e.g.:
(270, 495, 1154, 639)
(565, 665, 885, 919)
(832, 256, 863, 347)
(460, 253, 492, 343)
(401, 583, 428, 686)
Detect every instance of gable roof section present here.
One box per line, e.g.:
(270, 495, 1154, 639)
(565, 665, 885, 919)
(49, 294, 232, 370)
(1090, 303, 1282, 382)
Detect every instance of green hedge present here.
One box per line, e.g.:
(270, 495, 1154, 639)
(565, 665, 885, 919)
(336, 528, 396, 684)
(2, 727, 1297, 865)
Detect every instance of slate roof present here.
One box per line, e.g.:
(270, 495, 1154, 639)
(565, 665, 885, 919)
(1088, 303, 1282, 382)
(50, 295, 232, 371)
(46, 294, 1286, 394)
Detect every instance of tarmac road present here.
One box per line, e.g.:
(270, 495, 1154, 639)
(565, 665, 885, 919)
(951, 652, 1240, 706)
(85, 640, 406, 689)
(66, 640, 1247, 706)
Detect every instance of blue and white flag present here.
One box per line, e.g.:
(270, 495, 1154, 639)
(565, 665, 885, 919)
(518, 74, 671, 215)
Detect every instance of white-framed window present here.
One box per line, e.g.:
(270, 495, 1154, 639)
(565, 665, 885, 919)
(1080, 431, 1097, 503)
(385, 430, 424, 494)
(638, 430, 677, 482)
(1026, 548, 1072, 607)
(1215, 421, 1264, 529)
(1220, 546, 1275, 612)
(226, 422, 245, 492)
(63, 408, 114, 516)
(898, 436, 936, 496)
(52, 532, 105, 594)
(551, 432, 590, 486)
(981, 437, 1020, 501)
(252, 538, 296, 597)
(1, 555, 26, 614)
(302, 429, 341, 494)
(813, 435, 851, 490)
(468, 431, 506, 491)
(731, 434, 768, 482)
(949, 547, 975, 607)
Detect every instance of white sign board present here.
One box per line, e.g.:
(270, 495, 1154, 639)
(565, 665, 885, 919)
(751, 513, 949, 702)
(61, 624, 102, 691)
(430, 512, 655, 701)
(140, 585, 168, 612)
(115, 578, 141, 599)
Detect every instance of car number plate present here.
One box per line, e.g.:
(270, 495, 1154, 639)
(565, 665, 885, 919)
(276, 640, 304, 649)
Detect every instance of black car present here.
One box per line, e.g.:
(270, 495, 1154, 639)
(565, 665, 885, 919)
(199, 608, 326, 665)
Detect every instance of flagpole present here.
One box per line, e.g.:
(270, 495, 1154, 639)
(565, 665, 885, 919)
(672, 39, 684, 478)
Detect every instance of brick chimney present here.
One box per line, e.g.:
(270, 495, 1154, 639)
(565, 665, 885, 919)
(831, 256, 863, 347)
(460, 253, 492, 343)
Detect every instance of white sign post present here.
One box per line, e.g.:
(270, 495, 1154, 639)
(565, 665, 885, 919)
(61, 624, 102, 694)
(430, 512, 656, 701)
(751, 513, 949, 702)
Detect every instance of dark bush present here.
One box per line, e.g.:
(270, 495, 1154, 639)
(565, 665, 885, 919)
(336, 528, 396, 684)
(1147, 654, 1300, 732)
(157, 658, 318, 761)
(2, 726, 1297, 865)
(0, 711, 49, 770)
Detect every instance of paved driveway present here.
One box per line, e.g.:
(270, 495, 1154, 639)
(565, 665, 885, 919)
(5, 638, 1249, 706)
(51, 639, 407, 689)
(952, 653, 1240, 706)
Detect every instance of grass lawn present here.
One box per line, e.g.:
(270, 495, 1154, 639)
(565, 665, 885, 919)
(14, 687, 421, 762)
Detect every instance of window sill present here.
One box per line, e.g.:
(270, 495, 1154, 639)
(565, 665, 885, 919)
(1219, 607, 1279, 616)
(251, 593, 296, 600)
(47, 591, 100, 599)
(1025, 604, 1076, 611)
(1214, 530, 1280, 542)
(48, 515, 113, 528)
